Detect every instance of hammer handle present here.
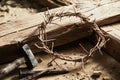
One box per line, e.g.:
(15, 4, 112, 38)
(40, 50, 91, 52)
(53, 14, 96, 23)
(0, 57, 25, 78)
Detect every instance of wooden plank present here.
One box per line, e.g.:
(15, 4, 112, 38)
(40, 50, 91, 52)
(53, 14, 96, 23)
(0, 1, 119, 46)
(101, 22, 120, 62)
(30, 0, 120, 8)
(89, 22, 120, 62)
(0, 1, 120, 63)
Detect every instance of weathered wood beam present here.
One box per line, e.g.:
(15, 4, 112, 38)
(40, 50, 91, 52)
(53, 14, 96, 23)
(0, 1, 120, 63)
(101, 22, 120, 62)
(88, 22, 120, 62)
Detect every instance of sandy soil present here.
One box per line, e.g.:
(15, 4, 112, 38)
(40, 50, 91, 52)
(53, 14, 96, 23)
(0, 40, 120, 80)
(0, 0, 42, 23)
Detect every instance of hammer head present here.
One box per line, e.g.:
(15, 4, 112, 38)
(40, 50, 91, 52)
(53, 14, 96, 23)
(22, 44, 38, 69)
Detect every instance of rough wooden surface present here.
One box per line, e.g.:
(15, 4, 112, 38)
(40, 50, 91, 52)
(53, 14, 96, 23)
(101, 22, 120, 62)
(0, 1, 120, 63)
(0, 1, 120, 46)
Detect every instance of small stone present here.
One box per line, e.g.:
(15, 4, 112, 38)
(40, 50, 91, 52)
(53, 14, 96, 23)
(55, 78, 59, 80)
(64, 62, 67, 65)
(91, 71, 102, 78)
(6, 1, 14, 5)
(80, 77, 85, 80)
(76, 72, 80, 75)
(103, 77, 111, 80)
(53, 67, 56, 70)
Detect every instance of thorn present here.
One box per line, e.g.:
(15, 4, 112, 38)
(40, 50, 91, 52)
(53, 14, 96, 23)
(87, 14, 93, 18)
(34, 44, 43, 49)
(51, 42, 54, 52)
(79, 43, 89, 54)
(43, 39, 56, 42)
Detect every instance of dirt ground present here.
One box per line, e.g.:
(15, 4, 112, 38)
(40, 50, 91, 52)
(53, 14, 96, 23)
(0, 0, 120, 80)
(1, 40, 120, 80)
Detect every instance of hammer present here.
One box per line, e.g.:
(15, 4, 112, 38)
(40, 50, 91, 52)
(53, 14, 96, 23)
(0, 44, 39, 78)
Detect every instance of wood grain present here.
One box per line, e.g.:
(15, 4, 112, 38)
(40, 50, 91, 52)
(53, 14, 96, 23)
(0, 1, 120, 63)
